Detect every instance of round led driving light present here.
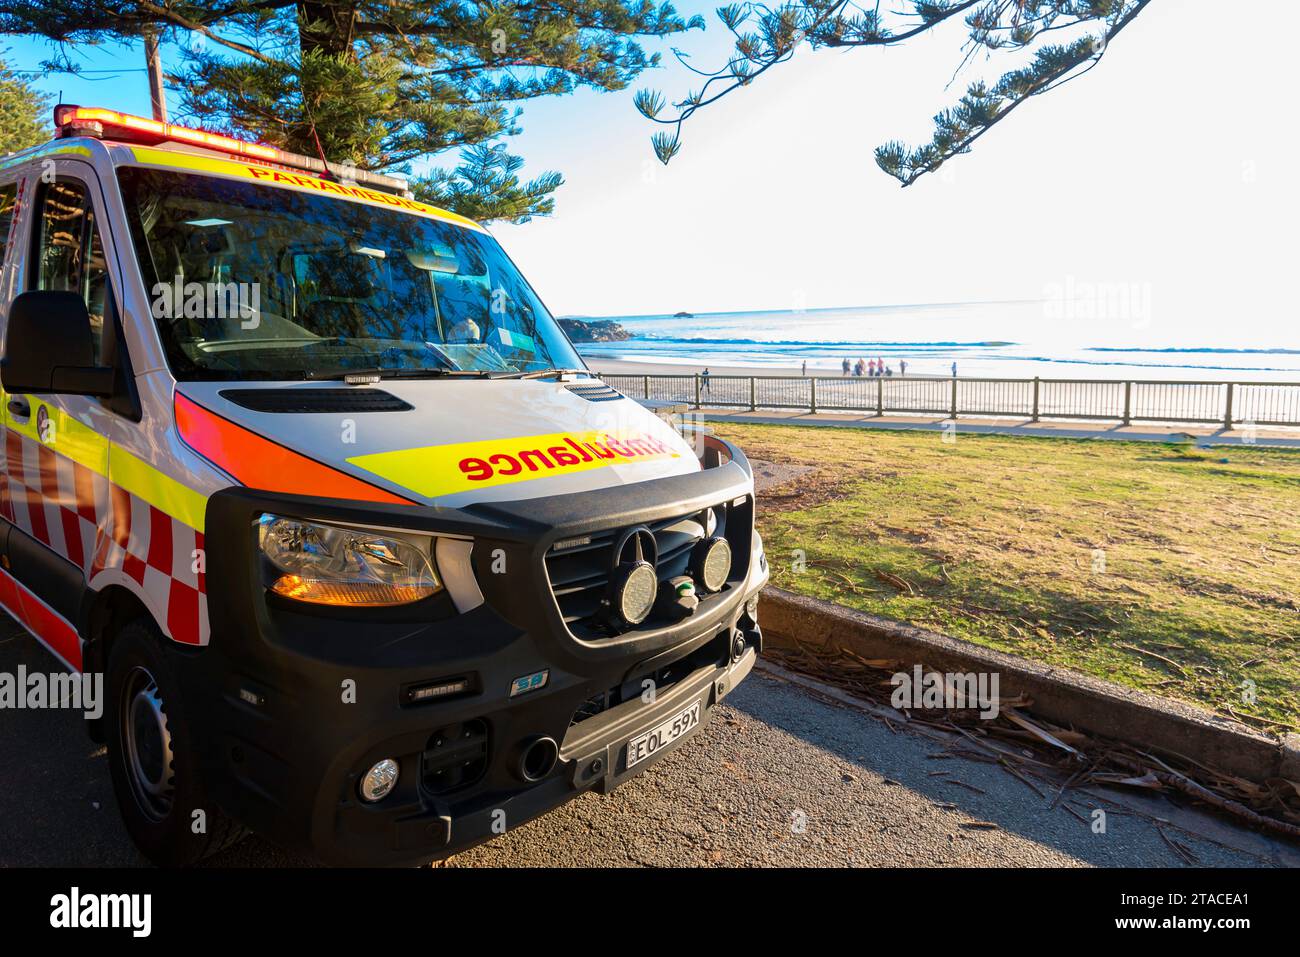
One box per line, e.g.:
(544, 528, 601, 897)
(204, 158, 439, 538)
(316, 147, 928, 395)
(359, 758, 400, 803)
(692, 536, 732, 593)
(615, 561, 658, 626)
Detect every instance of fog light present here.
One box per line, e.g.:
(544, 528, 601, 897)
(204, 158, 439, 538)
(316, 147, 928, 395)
(614, 561, 658, 625)
(692, 536, 732, 593)
(360, 758, 400, 802)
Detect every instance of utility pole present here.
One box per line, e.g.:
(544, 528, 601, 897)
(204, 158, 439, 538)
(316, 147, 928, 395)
(144, 28, 167, 121)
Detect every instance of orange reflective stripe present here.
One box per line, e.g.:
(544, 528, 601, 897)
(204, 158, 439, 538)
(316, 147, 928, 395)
(174, 393, 418, 506)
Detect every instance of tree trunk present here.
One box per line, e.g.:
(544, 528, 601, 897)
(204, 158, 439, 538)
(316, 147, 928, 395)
(297, 2, 358, 60)
(143, 27, 167, 121)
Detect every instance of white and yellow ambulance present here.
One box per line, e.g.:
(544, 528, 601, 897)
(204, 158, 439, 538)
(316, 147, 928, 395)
(0, 106, 766, 865)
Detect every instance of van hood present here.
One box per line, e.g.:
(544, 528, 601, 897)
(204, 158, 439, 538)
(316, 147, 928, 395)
(175, 378, 700, 508)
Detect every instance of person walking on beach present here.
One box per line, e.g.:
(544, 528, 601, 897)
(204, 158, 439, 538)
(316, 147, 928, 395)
(951, 361, 957, 378)
(868, 358, 877, 377)
(702, 367, 710, 392)
(842, 357, 850, 376)
(801, 360, 807, 377)
(900, 360, 908, 377)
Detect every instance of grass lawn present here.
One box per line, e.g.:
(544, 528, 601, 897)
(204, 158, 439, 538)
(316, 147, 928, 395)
(714, 423, 1300, 729)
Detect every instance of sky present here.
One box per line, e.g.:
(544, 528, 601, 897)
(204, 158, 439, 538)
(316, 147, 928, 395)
(4, 1, 1298, 348)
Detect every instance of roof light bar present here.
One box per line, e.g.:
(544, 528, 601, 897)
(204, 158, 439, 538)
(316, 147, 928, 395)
(54, 105, 279, 161)
(51, 104, 414, 198)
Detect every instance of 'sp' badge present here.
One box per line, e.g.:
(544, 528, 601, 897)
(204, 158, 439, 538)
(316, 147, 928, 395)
(510, 670, 549, 697)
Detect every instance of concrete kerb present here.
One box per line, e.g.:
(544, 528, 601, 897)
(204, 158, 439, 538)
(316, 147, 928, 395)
(759, 586, 1298, 786)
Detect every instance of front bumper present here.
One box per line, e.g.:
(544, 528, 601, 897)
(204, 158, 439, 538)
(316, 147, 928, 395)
(174, 438, 768, 866)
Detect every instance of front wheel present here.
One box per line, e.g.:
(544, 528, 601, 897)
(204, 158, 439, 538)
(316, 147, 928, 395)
(105, 618, 245, 866)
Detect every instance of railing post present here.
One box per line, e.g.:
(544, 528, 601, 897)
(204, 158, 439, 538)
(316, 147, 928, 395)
(876, 377, 883, 417)
(809, 377, 817, 415)
(643, 375, 650, 400)
(1031, 377, 1040, 422)
(749, 377, 756, 412)
(950, 377, 958, 419)
(1122, 381, 1132, 426)
(693, 374, 701, 410)
(1224, 382, 1235, 430)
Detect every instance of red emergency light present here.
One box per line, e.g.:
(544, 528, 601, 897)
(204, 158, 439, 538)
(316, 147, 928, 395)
(51, 104, 414, 198)
(54, 104, 279, 161)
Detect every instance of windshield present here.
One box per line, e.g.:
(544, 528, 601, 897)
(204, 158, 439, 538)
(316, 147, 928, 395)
(116, 167, 584, 380)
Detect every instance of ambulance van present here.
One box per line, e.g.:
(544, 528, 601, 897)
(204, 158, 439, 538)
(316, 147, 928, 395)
(0, 106, 767, 865)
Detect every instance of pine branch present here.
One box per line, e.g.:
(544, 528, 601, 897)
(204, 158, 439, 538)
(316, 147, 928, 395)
(878, 0, 1154, 186)
(642, 0, 1156, 182)
(0, 0, 703, 220)
(412, 144, 564, 224)
(637, 0, 980, 164)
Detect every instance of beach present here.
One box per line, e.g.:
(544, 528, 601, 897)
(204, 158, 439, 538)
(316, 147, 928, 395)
(588, 357, 808, 377)
(568, 303, 1300, 384)
(585, 357, 1300, 428)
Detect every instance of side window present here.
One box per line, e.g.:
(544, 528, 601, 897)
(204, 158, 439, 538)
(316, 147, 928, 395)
(0, 184, 17, 267)
(33, 179, 109, 362)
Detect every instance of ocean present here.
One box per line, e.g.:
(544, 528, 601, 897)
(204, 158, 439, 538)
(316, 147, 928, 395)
(572, 301, 1299, 382)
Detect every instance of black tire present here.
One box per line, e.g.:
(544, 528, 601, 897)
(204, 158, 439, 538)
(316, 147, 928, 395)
(105, 617, 246, 866)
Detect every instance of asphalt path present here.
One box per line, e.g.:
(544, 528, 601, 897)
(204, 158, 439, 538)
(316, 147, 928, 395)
(2, 618, 1292, 868)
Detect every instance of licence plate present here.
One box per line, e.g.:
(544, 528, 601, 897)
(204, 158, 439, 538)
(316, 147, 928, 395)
(625, 700, 701, 769)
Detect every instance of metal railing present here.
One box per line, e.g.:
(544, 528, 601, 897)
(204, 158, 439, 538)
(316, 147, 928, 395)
(600, 373, 1300, 429)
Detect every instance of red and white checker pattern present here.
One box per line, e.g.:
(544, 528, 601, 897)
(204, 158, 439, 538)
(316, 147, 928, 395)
(90, 484, 208, 646)
(1, 426, 209, 648)
(2, 429, 106, 573)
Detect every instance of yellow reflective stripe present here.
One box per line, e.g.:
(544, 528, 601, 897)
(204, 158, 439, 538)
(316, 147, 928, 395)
(125, 145, 484, 232)
(347, 430, 682, 500)
(0, 143, 92, 173)
(108, 445, 208, 533)
(2, 390, 207, 532)
(1, 391, 108, 475)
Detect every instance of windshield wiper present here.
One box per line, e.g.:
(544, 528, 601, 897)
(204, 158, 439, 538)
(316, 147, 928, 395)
(309, 367, 493, 381)
(499, 368, 594, 380)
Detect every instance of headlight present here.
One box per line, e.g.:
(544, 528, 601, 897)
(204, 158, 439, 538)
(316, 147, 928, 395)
(258, 514, 441, 607)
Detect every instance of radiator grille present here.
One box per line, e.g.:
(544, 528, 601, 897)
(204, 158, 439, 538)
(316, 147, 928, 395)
(544, 501, 745, 640)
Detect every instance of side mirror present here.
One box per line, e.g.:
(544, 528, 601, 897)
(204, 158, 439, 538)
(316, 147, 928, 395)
(1, 290, 115, 396)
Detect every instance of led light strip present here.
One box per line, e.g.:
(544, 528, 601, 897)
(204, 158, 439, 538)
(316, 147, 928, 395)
(55, 105, 279, 161)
